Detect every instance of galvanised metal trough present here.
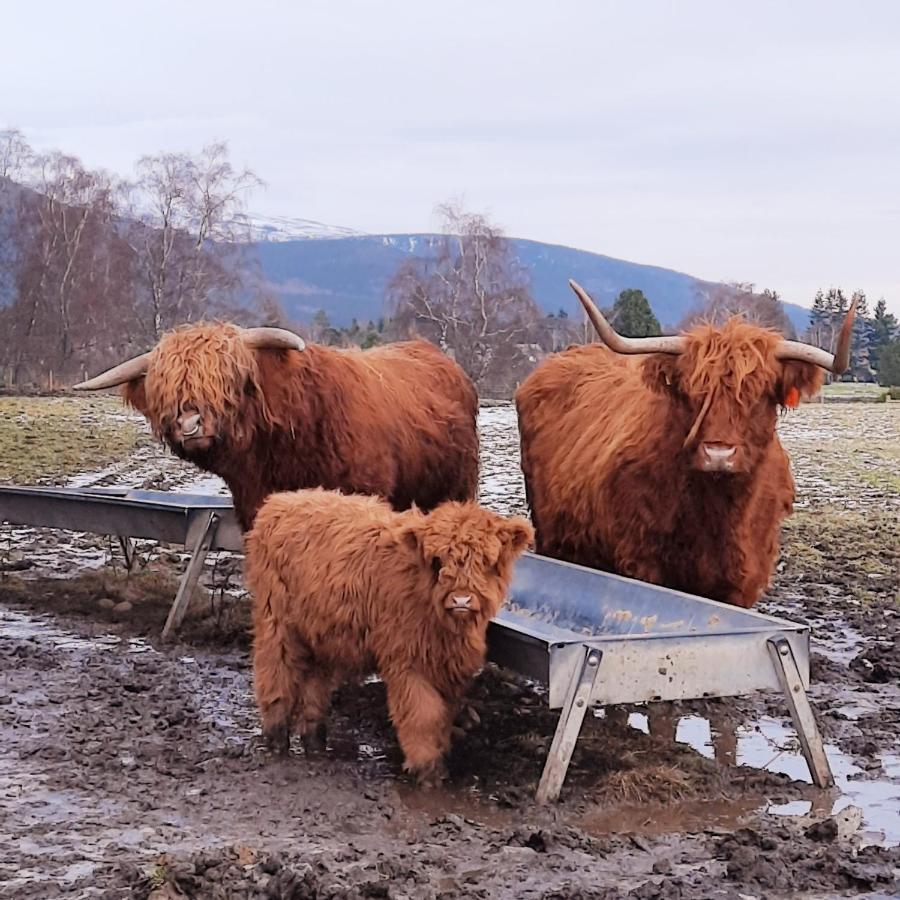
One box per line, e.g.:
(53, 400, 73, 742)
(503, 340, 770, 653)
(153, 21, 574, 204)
(0, 486, 833, 801)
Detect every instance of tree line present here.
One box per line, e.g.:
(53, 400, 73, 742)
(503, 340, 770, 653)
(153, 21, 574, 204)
(0, 129, 269, 388)
(2, 129, 898, 394)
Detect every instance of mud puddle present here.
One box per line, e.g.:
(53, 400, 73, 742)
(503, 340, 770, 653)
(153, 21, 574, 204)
(615, 709, 900, 846)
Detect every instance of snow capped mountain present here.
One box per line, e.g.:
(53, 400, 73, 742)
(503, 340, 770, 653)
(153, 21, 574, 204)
(243, 213, 364, 242)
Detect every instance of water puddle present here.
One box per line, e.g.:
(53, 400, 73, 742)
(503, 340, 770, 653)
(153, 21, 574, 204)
(0, 607, 154, 655)
(390, 782, 517, 835)
(578, 796, 762, 837)
(614, 710, 900, 847)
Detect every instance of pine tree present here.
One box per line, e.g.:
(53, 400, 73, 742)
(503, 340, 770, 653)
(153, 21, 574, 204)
(610, 289, 662, 337)
(849, 290, 875, 379)
(877, 340, 900, 387)
(810, 290, 827, 328)
(871, 299, 899, 371)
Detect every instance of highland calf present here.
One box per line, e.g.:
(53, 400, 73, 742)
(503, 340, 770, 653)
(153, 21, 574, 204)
(516, 281, 856, 609)
(244, 488, 533, 783)
(75, 324, 479, 530)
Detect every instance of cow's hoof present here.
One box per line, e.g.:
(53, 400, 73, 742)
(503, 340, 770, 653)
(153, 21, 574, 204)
(456, 704, 481, 733)
(410, 758, 448, 788)
(263, 723, 291, 756)
(301, 722, 327, 755)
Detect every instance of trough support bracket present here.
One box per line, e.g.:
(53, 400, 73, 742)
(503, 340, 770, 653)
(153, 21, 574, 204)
(536, 645, 603, 804)
(162, 512, 219, 642)
(117, 536, 136, 571)
(767, 635, 834, 789)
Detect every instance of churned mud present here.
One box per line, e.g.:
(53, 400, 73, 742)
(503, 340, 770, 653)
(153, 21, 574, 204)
(1, 399, 899, 898)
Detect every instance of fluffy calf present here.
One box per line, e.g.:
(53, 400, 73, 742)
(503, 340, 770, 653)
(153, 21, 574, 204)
(76, 324, 479, 530)
(244, 488, 532, 783)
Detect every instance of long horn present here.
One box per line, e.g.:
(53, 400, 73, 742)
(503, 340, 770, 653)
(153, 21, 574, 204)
(774, 296, 857, 374)
(569, 280, 687, 355)
(73, 352, 152, 391)
(240, 327, 306, 352)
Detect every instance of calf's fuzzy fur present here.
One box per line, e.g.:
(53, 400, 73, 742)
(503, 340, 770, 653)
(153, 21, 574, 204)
(245, 488, 532, 782)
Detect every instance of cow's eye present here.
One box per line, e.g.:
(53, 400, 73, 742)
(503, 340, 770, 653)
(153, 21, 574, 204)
(431, 557, 442, 576)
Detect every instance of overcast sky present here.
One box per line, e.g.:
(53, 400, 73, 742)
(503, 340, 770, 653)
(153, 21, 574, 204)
(3, 0, 898, 312)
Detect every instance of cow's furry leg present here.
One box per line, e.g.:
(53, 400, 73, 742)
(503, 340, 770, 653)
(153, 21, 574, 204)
(385, 671, 452, 786)
(295, 669, 338, 754)
(253, 612, 309, 755)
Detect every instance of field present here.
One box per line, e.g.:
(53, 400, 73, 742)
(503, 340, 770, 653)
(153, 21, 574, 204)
(1, 397, 899, 898)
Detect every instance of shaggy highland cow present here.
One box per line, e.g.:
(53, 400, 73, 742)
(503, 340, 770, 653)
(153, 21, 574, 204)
(244, 488, 533, 784)
(75, 324, 479, 530)
(516, 280, 856, 609)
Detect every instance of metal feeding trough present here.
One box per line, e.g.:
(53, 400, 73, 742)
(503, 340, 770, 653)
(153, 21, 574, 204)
(0, 486, 242, 639)
(0, 486, 833, 802)
(492, 553, 834, 801)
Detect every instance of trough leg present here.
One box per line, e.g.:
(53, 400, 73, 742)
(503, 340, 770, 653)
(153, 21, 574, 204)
(766, 636, 834, 789)
(162, 512, 219, 642)
(536, 646, 603, 804)
(117, 536, 136, 571)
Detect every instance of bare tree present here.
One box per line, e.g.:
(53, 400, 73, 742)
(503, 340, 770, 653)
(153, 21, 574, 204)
(0, 128, 31, 181)
(388, 202, 542, 394)
(3, 149, 137, 384)
(126, 142, 262, 339)
(681, 282, 796, 337)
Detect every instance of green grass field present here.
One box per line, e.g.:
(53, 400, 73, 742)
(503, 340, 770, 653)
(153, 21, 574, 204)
(0, 396, 149, 484)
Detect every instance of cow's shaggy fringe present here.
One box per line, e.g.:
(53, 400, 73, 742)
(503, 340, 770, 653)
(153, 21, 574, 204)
(124, 323, 479, 530)
(516, 318, 824, 608)
(244, 488, 532, 783)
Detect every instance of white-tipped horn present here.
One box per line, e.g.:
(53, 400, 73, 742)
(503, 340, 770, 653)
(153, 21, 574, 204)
(240, 327, 306, 352)
(73, 352, 152, 391)
(569, 280, 687, 355)
(774, 297, 857, 374)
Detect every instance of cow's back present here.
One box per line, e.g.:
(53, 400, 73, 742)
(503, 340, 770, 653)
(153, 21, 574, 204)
(237, 341, 478, 524)
(334, 340, 479, 509)
(516, 345, 654, 560)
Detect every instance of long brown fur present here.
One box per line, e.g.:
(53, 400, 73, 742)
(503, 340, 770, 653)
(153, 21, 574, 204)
(123, 323, 480, 530)
(244, 488, 532, 782)
(516, 318, 824, 608)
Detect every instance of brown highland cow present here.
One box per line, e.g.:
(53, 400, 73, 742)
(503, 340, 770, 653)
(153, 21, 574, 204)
(244, 488, 533, 783)
(75, 324, 479, 530)
(516, 280, 856, 609)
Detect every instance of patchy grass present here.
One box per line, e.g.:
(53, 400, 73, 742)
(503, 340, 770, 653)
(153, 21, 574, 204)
(0, 568, 251, 646)
(0, 396, 149, 484)
(819, 382, 887, 401)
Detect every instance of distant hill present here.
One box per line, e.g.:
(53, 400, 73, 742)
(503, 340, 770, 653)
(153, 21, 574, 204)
(251, 233, 811, 332)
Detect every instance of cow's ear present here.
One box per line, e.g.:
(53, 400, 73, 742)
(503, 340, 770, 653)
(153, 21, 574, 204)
(641, 355, 678, 394)
(499, 518, 534, 555)
(397, 524, 423, 558)
(123, 378, 148, 414)
(778, 361, 824, 409)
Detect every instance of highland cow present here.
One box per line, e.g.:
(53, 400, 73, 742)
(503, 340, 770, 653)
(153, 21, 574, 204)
(516, 280, 856, 609)
(244, 488, 533, 784)
(75, 324, 479, 530)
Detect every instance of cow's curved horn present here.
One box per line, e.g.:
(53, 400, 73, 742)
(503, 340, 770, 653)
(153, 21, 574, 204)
(569, 280, 687, 355)
(774, 297, 857, 374)
(240, 327, 306, 352)
(73, 353, 151, 390)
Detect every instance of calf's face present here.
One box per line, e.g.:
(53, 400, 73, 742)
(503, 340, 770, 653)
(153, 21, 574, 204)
(400, 504, 533, 627)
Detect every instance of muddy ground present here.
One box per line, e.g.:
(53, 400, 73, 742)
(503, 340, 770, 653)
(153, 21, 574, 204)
(0, 398, 898, 898)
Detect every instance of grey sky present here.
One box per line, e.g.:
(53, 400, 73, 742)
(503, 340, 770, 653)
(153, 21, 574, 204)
(4, 0, 899, 312)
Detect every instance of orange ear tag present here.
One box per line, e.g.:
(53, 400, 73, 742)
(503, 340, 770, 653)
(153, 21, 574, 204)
(784, 386, 800, 408)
